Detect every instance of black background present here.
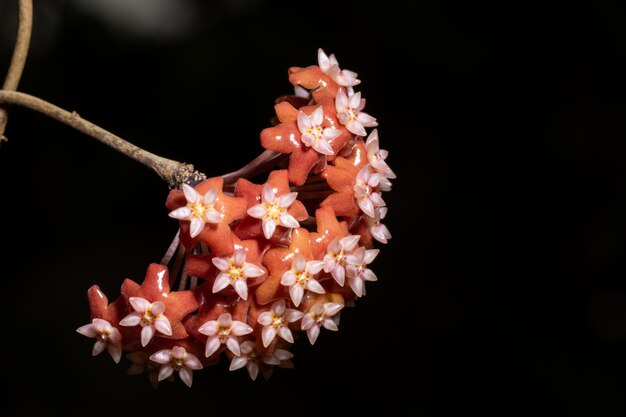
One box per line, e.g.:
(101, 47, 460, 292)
(1, 0, 626, 415)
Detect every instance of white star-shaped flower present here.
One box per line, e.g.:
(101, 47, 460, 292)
(229, 340, 261, 380)
(322, 234, 361, 286)
(280, 255, 326, 307)
(247, 184, 300, 239)
(365, 129, 396, 181)
(119, 297, 172, 347)
(76, 318, 122, 363)
(198, 312, 253, 357)
(257, 300, 304, 347)
(335, 88, 377, 136)
(168, 184, 222, 238)
(150, 346, 203, 388)
(346, 247, 379, 297)
(297, 106, 340, 156)
(301, 302, 344, 344)
(211, 249, 265, 300)
(354, 165, 385, 218)
(318, 48, 361, 87)
(367, 206, 392, 244)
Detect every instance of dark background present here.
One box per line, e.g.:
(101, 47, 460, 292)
(1, 0, 625, 415)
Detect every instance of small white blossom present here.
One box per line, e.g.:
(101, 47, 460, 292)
(365, 129, 396, 181)
(297, 106, 340, 156)
(119, 297, 172, 347)
(229, 340, 261, 380)
(367, 207, 392, 244)
(150, 346, 203, 388)
(346, 247, 379, 297)
(354, 165, 385, 218)
(257, 300, 304, 347)
(247, 184, 301, 239)
(335, 88, 377, 136)
(322, 234, 361, 286)
(281, 255, 326, 307)
(198, 313, 253, 357)
(212, 249, 265, 300)
(301, 302, 344, 344)
(76, 318, 122, 363)
(318, 48, 361, 87)
(168, 184, 223, 238)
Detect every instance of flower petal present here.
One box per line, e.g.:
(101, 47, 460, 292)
(313, 139, 334, 156)
(168, 206, 192, 220)
(212, 273, 230, 293)
(107, 343, 122, 364)
(278, 213, 300, 229)
(347, 119, 367, 136)
(324, 302, 344, 316)
(262, 183, 276, 204)
(278, 326, 294, 343)
(262, 218, 277, 239)
(297, 110, 312, 132)
(203, 188, 218, 205)
(92, 340, 106, 356)
(273, 300, 286, 316)
(339, 235, 361, 251)
(364, 248, 380, 264)
(246, 204, 267, 219)
(205, 208, 222, 224)
(293, 255, 306, 272)
(92, 319, 110, 334)
(349, 276, 364, 297)
(158, 364, 174, 382)
(229, 355, 248, 371)
(289, 284, 304, 307)
(322, 127, 342, 141)
(129, 297, 150, 313)
(185, 354, 203, 370)
(247, 361, 259, 380)
(150, 349, 172, 364)
(262, 326, 277, 347)
(218, 313, 233, 327)
(76, 324, 97, 338)
(358, 197, 376, 218)
(178, 366, 194, 387)
(281, 270, 297, 286)
(301, 314, 315, 330)
(305, 260, 326, 275)
(189, 217, 205, 238)
(119, 313, 141, 327)
(278, 192, 298, 208)
(331, 265, 345, 286)
(233, 249, 247, 266)
(212, 256, 230, 271)
(198, 320, 218, 336)
(305, 278, 326, 294)
(335, 88, 349, 111)
(242, 263, 265, 278)
(231, 321, 253, 336)
(357, 111, 378, 127)
(182, 184, 200, 203)
(258, 312, 273, 326)
(141, 325, 156, 347)
(307, 326, 320, 345)
(234, 279, 249, 300)
(311, 106, 324, 126)
(154, 316, 173, 336)
(323, 318, 339, 331)
(150, 301, 165, 316)
(226, 336, 241, 356)
(205, 335, 221, 357)
(284, 309, 304, 322)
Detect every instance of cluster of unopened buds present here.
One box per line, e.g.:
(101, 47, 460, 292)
(77, 49, 395, 387)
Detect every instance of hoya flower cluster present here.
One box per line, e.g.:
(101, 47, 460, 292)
(78, 49, 395, 387)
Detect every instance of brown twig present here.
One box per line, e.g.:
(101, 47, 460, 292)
(0, 90, 201, 186)
(0, 0, 33, 141)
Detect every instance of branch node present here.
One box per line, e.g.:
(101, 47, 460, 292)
(171, 163, 207, 188)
